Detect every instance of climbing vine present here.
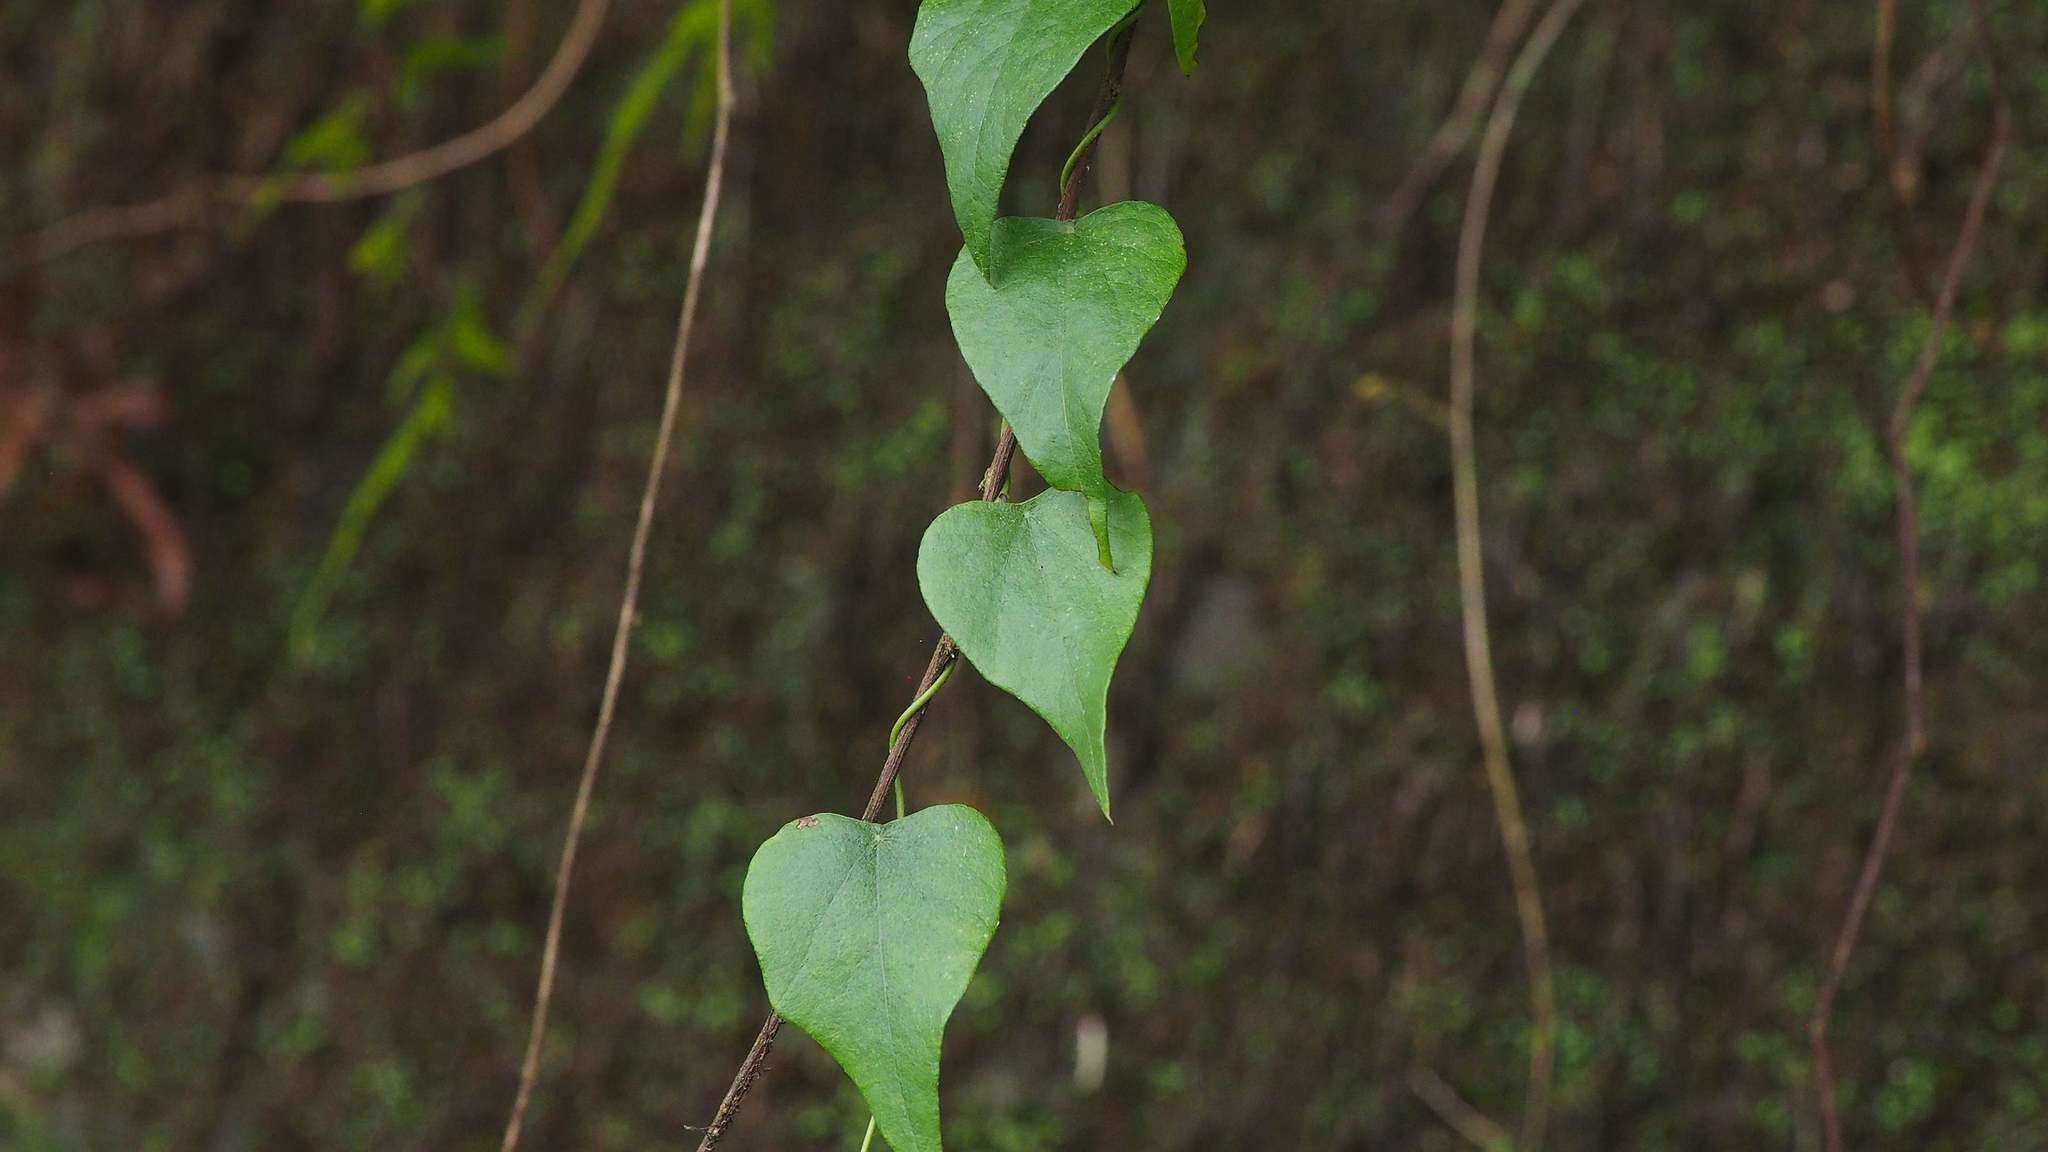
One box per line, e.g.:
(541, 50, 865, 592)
(713, 2, 1200, 1149)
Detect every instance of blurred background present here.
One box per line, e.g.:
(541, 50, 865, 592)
(3, 0, 2047, 1149)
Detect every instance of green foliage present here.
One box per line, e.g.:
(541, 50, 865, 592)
(528, 0, 749, 311)
(347, 200, 418, 285)
(443, 289, 514, 377)
(21, 3, 2048, 1148)
(357, 0, 422, 30)
(1167, 0, 1204, 73)
(398, 34, 504, 105)
(909, 0, 1141, 276)
(742, 4, 1186, 1135)
(918, 489, 1153, 816)
(291, 289, 511, 659)
(944, 202, 1184, 512)
(282, 94, 373, 172)
(238, 0, 1200, 1136)
(291, 372, 452, 661)
(310, 0, 777, 649)
(744, 807, 1006, 1152)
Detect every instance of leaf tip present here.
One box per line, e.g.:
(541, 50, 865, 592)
(1169, 0, 1206, 76)
(965, 218, 998, 284)
(1087, 758, 1113, 822)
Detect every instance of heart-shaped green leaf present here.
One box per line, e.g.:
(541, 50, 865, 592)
(945, 203, 1184, 514)
(743, 806, 1006, 1152)
(910, 0, 1141, 276)
(1168, 0, 1205, 74)
(917, 488, 1152, 817)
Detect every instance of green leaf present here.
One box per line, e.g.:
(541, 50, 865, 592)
(398, 34, 504, 105)
(917, 489, 1152, 816)
(347, 203, 415, 286)
(358, 0, 418, 31)
(527, 0, 710, 316)
(945, 202, 1185, 516)
(446, 289, 513, 379)
(744, 806, 1006, 1152)
(282, 94, 373, 173)
(910, 0, 1141, 276)
(1168, 0, 1205, 74)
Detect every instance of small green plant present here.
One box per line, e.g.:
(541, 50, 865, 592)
(716, 2, 1203, 1148)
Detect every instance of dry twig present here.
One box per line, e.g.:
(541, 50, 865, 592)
(1442, 0, 1585, 1147)
(1380, 0, 1545, 240)
(494, 2, 735, 1149)
(0, 340, 191, 613)
(16, 0, 612, 269)
(1872, 0, 1934, 302)
(1807, 3, 2010, 1149)
(1411, 1066, 1513, 1151)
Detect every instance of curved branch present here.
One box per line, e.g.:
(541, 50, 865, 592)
(1410, 1067, 1513, 1151)
(494, 2, 732, 1149)
(16, 0, 612, 268)
(1808, 3, 2009, 1148)
(1444, 0, 1583, 1148)
(1380, 0, 1545, 240)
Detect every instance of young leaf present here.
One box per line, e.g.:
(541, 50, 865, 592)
(743, 806, 1006, 1152)
(1168, 0, 1205, 74)
(917, 489, 1152, 817)
(910, 0, 1142, 276)
(944, 202, 1185, 508)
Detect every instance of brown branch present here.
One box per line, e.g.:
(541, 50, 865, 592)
(1808, 3, 2009, 1149)
(494, 2, 733, 1150)
(1871, 0, 1896, 159)
(502, 0, 563, 258)
(16, 0, 612, 269)
(690, 25, 1136, 1151)
(67, 384, 191, 613)
(1355, 371, 1451, 430)
(1410, 1067, 1513, 1151)
(1443, 0, 1583, 1148)
(1380, 0, 1545, 240)
(94, 448, 193, 613)
(3, 363, 192, 614)
(1871, 0, 1937, 303)
(0, 388, 53, 497)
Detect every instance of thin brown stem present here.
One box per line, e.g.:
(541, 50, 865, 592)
(690, 26, 1134, 1150)
(1410, 1067, 1513, 1152)
(1355, 371, 1452, 430)
(1871, 0, 1935, 303)
(1381, 0, 1545, 240)
(495, 3, 734, 1150)
(1808, 4, 2008, 1148)
(1872, 0, 1896, 152)
(16, 0, 611, 269)
(1444, 0, 1583, 1148)
(1058, 27, 1136, 222)
(502, 0, 562, 258)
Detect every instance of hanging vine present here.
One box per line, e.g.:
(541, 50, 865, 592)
(695, 3, 1201, 1149)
